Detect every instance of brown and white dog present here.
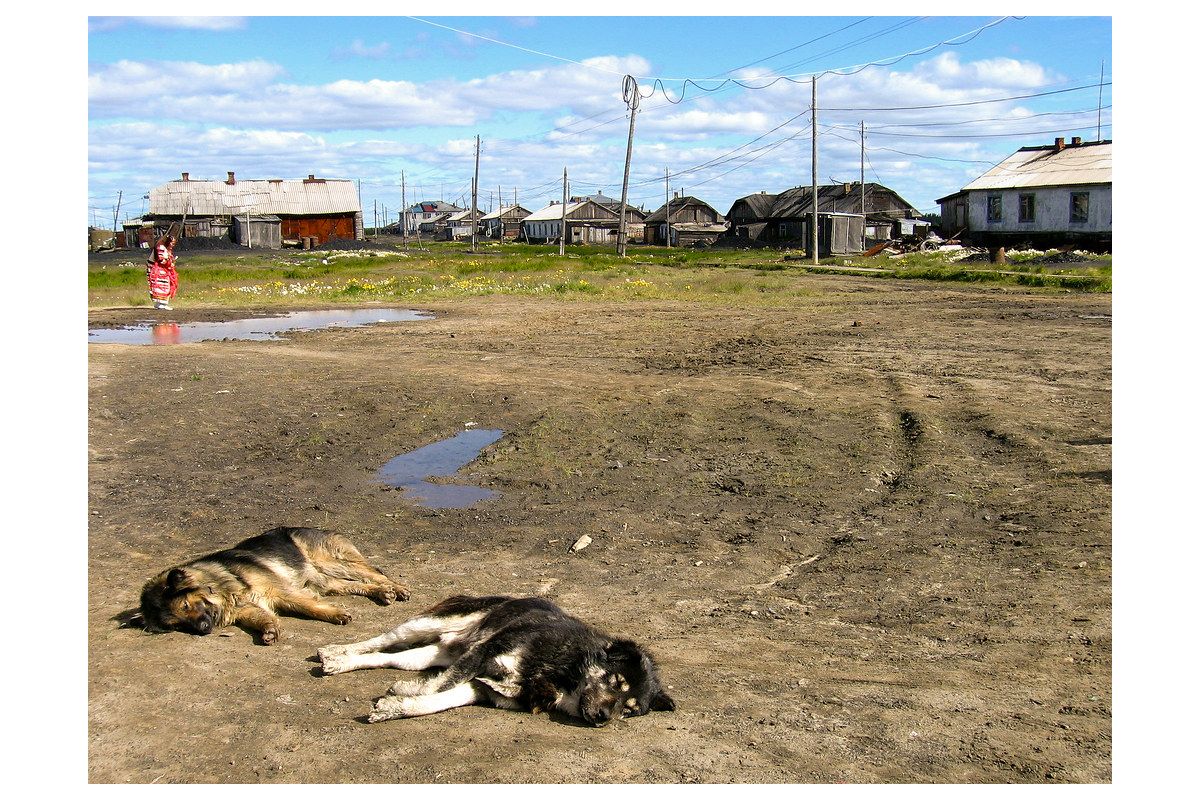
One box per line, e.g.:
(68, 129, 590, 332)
(133, 526, 409, 645)
(318, 594, 675, 725)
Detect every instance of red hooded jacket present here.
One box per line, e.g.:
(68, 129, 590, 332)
(147, 244, 178, 301)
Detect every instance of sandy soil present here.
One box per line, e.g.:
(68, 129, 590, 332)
(88, 275, 1111, 783)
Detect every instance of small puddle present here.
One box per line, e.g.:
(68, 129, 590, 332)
(88, 309, 430, 345)
(377, 428, 504, 509)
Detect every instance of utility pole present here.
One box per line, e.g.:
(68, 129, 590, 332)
(374, 199, 378, 238)
(471, 134, 481, 252)
(401, 170, 408, 250)
(112, 190, 122, 244)
(665, 167, 671, 249)
(560, 168, 568, 257)
(617, 75, 641, 257)
(811, 76, 819, 266)
(1097, 60, 1105, 142)
(860, 121, 866, 252)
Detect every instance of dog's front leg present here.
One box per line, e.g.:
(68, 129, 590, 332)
(368, 681, 483, 723)
(275, 592, 352, 626)
(235, 605, 281, 645)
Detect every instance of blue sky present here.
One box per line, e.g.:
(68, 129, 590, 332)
(86, 11, 1113, 228)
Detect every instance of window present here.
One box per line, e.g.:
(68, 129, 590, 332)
(987, 195, 1002, 223)
(1019, 194, 1036, 223)
(1070, 192, 1090, 223)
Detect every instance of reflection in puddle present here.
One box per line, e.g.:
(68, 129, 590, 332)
(88, 308, 430, 345)
(377, 428, 504, 509)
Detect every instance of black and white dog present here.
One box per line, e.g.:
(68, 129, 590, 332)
(317, 595, 676, 726)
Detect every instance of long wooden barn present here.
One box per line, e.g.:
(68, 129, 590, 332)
(137, 172, 363, 247)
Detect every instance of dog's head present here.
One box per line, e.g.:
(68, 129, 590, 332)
(137, 567, 223, 636)
(579, 638, 676, 727)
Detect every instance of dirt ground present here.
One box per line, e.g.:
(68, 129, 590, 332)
(87, 275, 1111, 783)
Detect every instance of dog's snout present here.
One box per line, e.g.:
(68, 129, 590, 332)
(588, 706, 612, 727)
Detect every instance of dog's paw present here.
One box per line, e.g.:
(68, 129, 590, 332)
(331, 609, 352, 625)
(390, 583, 411, 602)
(320, 655, 353, 675)
(371, 585, 398, 605)
(367, 694, 409, 723)
(260, 626, 279, 646)
(386, 678, 426, 697)
(317, 644, 347, 661)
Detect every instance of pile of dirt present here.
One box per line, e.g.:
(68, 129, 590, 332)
(175, 236, 241, 252)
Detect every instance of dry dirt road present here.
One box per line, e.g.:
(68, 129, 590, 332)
(88, 275, 1111, 783)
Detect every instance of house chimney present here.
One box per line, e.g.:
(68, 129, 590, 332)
(226, 171, 236, 184)
(1054, 138, 1065, 152)
(308, 174, 315, 180)
(181, 172, 189, 182)
(843, 182, 851, 195)
(1071, 136, 1082, 146)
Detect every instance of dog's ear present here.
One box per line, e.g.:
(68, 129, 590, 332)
(650, 690, 676, 712)
(115, 609, 146, 629)
(605, 638, 644, 666)
(166, 568, 195, 591)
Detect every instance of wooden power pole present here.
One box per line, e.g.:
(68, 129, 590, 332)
(560, 168, 568, 257)
(665, 168, 671, 249)
(617, 75, 640, 257)
(471, 134, 480, 252)
(811, 77, 819, 266)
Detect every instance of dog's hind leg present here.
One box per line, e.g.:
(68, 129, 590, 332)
(321, 644, 452, 676)
(306, 534, 412, 602)
(368, 681, 484, 723)
(318, 610, 484, 663)
(308, 576, 409, 606)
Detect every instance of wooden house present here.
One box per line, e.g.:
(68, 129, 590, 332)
(643, 195, 727, 246)
(522, 199, 645, 245)
(726, 182, 921, 253)
(481, 205, 531, 240)
(403, 200, 464, 236)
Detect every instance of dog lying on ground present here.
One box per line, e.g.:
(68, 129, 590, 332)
(317, 594, 675, 725)
(132, 526, 409, 645)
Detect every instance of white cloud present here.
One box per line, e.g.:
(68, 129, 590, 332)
(89, 16, 247, 32)
(87, 46, 1095, 222)
(334, 40, 394, 60)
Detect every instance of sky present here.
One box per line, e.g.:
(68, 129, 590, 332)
(86, 9, 1113, 228)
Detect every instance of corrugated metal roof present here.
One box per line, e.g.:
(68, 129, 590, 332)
(961, 141, 1112, 191)
(481, 205, 530, 220)
(149, 178, 361, 216)
(523, 201, 587, 222)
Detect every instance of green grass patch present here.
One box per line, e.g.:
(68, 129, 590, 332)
(88, 240, 1110, 308)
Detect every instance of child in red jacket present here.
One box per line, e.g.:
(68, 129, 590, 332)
(147, 234, 178, 310)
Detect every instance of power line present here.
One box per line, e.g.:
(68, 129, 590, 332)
(711, 17, 874, 77)
(822, 82, 1110, 112)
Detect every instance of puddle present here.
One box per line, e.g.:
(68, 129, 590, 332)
(377, 428, 504, 509)
(87, 309, 430, 345)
